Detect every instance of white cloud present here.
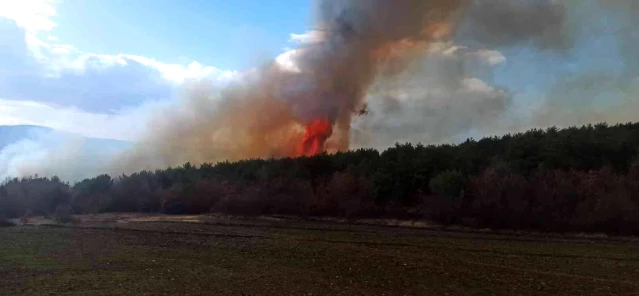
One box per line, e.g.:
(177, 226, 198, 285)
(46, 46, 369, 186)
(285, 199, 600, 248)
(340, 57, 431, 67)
(0, 98, 162, 141)
(275, 49, 302, 73)
(0, 0, 58, 33)
(463, 78, 500, 94)
(25, 40, 238, 84)
(0, 0, 244, 140)
(289, 30, 326, 45)
(434, 44, 506, 66)
(123, 55, 238, 84)
(0, 0, 237, 84)
(275, 30, 329, 73)
(41, 51, 239, 84)
(471, 49, 506, 66)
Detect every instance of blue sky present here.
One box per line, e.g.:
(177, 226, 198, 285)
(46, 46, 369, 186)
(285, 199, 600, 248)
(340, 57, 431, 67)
(53, 0, 312, 69)
(0, 0, 316, 140)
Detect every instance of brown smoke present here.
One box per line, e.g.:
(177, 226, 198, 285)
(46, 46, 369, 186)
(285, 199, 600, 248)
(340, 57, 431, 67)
(279, 0, 467, 152)
(110, 0, 469, 172)
(108, 0, 639, 175)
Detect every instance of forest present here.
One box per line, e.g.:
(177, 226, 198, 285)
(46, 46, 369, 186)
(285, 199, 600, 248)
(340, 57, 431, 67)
(2, 122, 639, 234)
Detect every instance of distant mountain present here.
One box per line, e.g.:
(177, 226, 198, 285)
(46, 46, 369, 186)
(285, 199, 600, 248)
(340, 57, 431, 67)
(0, 125, 131, 152)
(0, 125, 133, 181)
(0, 125, 52, 149)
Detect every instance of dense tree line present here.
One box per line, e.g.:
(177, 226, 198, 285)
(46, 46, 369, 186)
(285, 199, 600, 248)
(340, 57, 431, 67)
(2, 122, 639, 234)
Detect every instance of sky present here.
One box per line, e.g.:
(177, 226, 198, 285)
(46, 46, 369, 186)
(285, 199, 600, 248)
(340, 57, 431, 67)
(52, 0, 312, 69)
(0, 0, 315, 140)
(0, 0, 633, 143)
(0, 0, 637, 181)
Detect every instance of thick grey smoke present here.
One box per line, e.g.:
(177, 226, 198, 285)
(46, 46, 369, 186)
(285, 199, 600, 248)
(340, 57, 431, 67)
(109, 0, 468, 174)
(520, 0, 639, 130)
(351, 43, 511, 149)
(460, 0, 572, 50)
(90, 0, 639, 176)
(349, 0, 571, 148)
(353, 0, 639, 148)
(5, 0, 639, 180)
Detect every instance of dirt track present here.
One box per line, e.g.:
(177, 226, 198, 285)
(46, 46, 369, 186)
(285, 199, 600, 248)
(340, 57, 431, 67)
(1, 215, 638, 295)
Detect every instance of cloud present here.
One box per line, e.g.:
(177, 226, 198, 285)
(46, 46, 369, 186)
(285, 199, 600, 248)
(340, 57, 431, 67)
(288, 30, 327, 45)
(275, 49, 303, 73)
(275, 30, 334, 73)
(0, 98, 165, 141)
(437, 44, 507, 66)
(0, 0, 58, 33)
(0, 0, 237, 115)
(470, 49, 507, 66)
(0, 0, 244, 180)
(462, 77, 499, 93)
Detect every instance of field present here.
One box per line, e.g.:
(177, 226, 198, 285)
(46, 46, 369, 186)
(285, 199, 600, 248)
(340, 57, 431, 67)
(1, 215, 639, 295)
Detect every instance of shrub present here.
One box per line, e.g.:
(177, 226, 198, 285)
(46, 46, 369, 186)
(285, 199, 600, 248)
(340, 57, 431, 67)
(429, 170, 467, 199)
(309, 172, 375, 218)
(54, 204, 79, 224)
(211, 183, 266, 216)
(159, 185, 186, 215)
(0, 216, 15, 227)
(418, 192, 459, 224)
(465, 168, 531, 229)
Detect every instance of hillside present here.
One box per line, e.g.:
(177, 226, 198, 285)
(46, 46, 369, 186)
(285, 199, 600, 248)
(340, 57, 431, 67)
(2, 122, 639, 234)
(0, 125, 52, 149)
(0, 125, 131, 151)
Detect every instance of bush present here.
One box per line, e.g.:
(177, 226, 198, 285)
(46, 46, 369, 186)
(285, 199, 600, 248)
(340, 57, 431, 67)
(429, 170, 467, 199)
(0, 218, 15, 227)
(210, 183, 266, 216)
(54, 204, 79, 224)
(418, 192, 459, 224)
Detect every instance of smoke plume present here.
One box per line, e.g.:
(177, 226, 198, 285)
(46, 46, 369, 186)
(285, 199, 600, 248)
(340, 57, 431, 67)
(460, 0, 572, 50)
(5, 0, 639, 179)
(109, 0, 639, 174)
(519, 0, 639, 132)
(110, 0, 468, 172)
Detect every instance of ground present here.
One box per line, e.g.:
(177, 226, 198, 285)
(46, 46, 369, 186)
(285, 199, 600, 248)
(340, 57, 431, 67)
(1, 214, 639, 295)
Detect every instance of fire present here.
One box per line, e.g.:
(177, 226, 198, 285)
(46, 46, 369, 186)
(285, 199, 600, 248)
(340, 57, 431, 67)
(298, 118, 333, 156)
(295, 21, 455, 158)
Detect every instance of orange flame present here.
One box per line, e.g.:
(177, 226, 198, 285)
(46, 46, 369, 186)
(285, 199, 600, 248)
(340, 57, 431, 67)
(298, 118, 333, 156)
